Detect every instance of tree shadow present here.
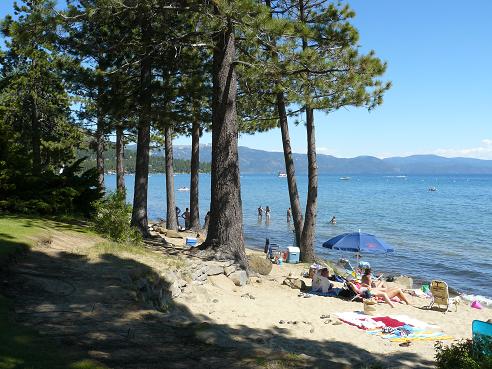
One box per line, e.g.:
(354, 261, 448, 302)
(0, 234, 30, 267)
(0, 234, 435, 369)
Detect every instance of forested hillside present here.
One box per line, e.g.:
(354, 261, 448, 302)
(78, 146, 211, 174)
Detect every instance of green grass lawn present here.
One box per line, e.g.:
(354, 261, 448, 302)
(0, 215, 106, 369)
(0, 215, 94, 265)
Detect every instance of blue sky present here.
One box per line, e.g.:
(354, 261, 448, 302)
(1, 1, 491, 159)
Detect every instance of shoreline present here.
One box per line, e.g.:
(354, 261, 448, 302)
(244, 242, 492, 307)
(148, 218, 492, 306)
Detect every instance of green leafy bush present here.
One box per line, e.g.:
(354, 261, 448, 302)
(92, 191, 142, 244)
(435, 340, 492, 369)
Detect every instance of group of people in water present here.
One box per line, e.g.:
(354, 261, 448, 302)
(258, 205, 337, 226)
(173, 205, 335, 230)
(175, 207, 210, 230)
(257, 206, 271, 223)
(175, 207, 190, 229)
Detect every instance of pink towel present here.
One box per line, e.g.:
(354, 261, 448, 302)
(372, 316, 406, 328)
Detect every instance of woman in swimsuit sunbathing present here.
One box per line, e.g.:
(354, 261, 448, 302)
(361, 268, 386, 288)
(347, 280, 410, 308)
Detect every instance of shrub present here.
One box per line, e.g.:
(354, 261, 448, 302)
(92, 191, 142, 244)
(0, 158, 102, 216)
(435, 340, 492, 369)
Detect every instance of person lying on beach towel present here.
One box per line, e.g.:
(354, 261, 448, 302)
(347, 281, 410, 308)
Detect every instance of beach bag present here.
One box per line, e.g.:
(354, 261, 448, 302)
(364, 299, 377, 315)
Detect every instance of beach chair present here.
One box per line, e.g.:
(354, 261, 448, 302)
(336, 258, 356, 278)
(427, 280, 451, 312)
(472, 320, 492, 357)
(344, 280, 363, 302)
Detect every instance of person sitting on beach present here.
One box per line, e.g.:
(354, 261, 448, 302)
(346, 281, 410, 308)
(312, 268, 334, 293)
(361, 268, 386, 288)
(329, 215, 336, 224)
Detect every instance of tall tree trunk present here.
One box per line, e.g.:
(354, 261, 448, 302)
(165, 126, 178, 230)
(297, 0, 317, 262)
(277, 92, 304, 247)
(266, 0, 304, 247)
(31, 95, 41, 175)
(201, 19, 247, 269)
(96, 65, 105, 189)
(131, 20, 152, 237)
(300, 108, 317, 262)
(95, 126, 104, 189)
(189, 107, 201, 230)
(116, 125, 125, 193)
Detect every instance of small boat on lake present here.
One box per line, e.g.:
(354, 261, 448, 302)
(428, 187, 437, 192)
(339, 176, 351, 180)
(278, 171, 287, 178)
(177, 187, 190, 192)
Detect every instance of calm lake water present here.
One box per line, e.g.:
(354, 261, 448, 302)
(105, 173, 492, 301)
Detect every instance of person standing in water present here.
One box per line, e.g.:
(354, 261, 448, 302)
(265, 206, 271, 223)
(329, 215, 336, 224)
(257, 206, 263, 219)
(286, 207, 292, 222)
(175, 206, 181, 227)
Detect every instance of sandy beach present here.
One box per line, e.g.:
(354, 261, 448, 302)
(172, 242, 491, 368)
(4, 220, 490, 369)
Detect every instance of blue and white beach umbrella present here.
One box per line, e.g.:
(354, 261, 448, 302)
(322, 231, 395, 270)
(322, 231, 395, 254)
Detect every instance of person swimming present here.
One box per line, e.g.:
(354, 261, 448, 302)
(329, 215, 336, 224)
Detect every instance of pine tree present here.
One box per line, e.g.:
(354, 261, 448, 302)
(0, 0, 81, 176)
(194, 0, 277, 267)
(0, 0, 101, 215)
(234, 0, 390, 262)
(181, 49, 212, 231)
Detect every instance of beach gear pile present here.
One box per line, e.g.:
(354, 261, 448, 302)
(336, 312, 453, 342)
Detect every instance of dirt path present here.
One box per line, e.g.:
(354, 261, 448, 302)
(2, 232, 267, 369)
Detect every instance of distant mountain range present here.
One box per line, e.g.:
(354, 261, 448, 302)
(127, 144, 492, 174)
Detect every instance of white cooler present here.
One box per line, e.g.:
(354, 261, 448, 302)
(287, 246, 300, 263)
